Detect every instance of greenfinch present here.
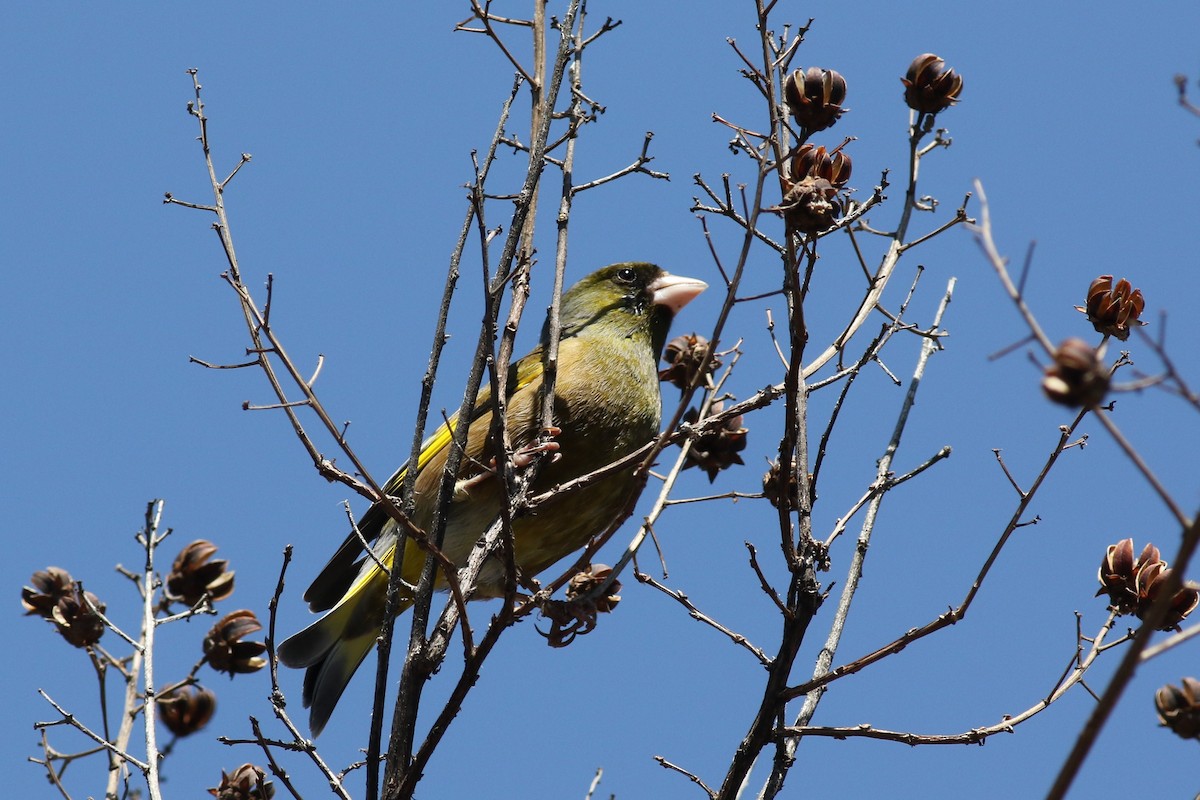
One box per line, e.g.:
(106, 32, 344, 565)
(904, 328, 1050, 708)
(277, 263, 706, 735)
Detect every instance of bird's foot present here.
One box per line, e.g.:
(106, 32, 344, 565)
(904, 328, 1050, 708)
(512, 426, 562, 469)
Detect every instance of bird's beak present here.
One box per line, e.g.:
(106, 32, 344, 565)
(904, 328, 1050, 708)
(650, 272, 707, 314)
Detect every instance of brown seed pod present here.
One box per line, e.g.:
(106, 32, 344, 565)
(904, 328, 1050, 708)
(1156, 678, 1200, 740)
(21, 567, 76, 619)
(208, 763, 275, 800)
(1076, 275, 1145, 341)
(783, 67, 847, 132)
(1042, 338, 1109, 407)
(159, 683, 217, 737)
(660, 333, 720, 391)
(1096, 538, 1198, 631)
(682, 402, 748, 483)
(902, 53, 963, 114)
(166, 540, 235, 607)
(789, 144, 853, 187)
(203, 610, 268, 676)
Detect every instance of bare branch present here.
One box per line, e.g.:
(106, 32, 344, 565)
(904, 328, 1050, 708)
(635, 570, 771, 665)
(967, 180, 1054, 356)
(655, 755, 717, 799)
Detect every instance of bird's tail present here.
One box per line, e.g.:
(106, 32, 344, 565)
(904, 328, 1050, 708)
(277, 578, 411, 737)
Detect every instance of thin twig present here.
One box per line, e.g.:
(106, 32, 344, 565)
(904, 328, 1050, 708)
(655, 756, 717, 799)
(636, 570, 771, 665)
(781, 613, 1121, 747)
(967, 180, 1054, 355)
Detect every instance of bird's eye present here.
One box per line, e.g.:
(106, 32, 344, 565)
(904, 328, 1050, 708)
(615, 267, 637, 284)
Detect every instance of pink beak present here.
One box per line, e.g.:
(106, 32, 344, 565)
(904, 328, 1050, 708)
(650, 272, 707, 313)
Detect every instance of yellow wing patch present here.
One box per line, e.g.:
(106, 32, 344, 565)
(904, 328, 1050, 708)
(391, 353, 544, 491)
(352, 354, 546, 602)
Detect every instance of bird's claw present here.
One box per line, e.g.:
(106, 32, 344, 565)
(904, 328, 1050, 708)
(513, 426, 562, 469)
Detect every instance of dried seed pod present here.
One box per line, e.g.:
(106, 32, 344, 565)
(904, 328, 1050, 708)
(1136, 564, 1199, 631)
(208, 763, 275, 800)
(50, 584, 107, 648)
(1096, 538, 1198, 631)
(1156, 678, 1200, 740)
(166, 540, 235, 607)
(538, 564, 622, 649)
(159, 683, 217, 737)
(566, 564, 622, 613)
(789, 143, 853, 187)
(777, 144, 852, 233)
(1097, 538, 1153, 614)
(21, 567, 76, 619)
(660, 333, 720, 391)
(1076, 275, 1145, 341)
(762, 461, 801, 512)
(778, 175, 841, 234)
(1041, 338, 1109, 407)
(783, 67, 847, 132)
(682, 402, 748, 482)
(902, 53, 963, 114)
(204, 610, 267, 676)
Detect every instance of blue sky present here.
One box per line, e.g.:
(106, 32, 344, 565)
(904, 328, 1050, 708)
(6, 3, 1200, 798)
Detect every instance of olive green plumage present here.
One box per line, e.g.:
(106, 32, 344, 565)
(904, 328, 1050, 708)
(276, 263, 706, 735)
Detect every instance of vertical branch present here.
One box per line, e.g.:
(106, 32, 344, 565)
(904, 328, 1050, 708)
(365, 74, 522, 800)
(712, 8, 825, 800)
(538, 0, 591, 433)
(105, 602, 147, 799)
(517, 0, 547, 273)
(712, 7, 962, 798)
(137, 500, 166, 800)
(383, 3, 583, 798)
(488, 0, 571, 609)
(762, 280, 956, 798)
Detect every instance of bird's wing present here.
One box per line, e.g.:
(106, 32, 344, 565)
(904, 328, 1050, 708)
(301, 351, 546, 611)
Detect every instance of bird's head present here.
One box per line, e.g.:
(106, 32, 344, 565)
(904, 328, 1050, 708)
(556, 263, 707, 357)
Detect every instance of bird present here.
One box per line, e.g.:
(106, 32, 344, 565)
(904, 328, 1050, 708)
(276, 262, 707, 735)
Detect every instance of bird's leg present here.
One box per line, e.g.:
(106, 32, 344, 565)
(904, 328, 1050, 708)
(511, 426, 562, 469)
(453, 427, 562, 499)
